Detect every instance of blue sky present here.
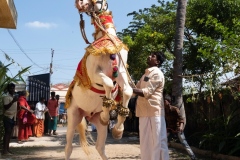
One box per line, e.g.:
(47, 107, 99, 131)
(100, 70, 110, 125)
(0, 0, 159, 85)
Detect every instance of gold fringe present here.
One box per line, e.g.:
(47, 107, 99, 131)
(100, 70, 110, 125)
(75, 52, 91, 89)
(86, 35, 129, 56)
(122, 44, 129, 52)
(65, 80, 76, 109)
(65, 52, 91, 109)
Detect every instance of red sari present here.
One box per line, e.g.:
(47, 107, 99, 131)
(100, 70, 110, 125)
(17, 96, 33, 141)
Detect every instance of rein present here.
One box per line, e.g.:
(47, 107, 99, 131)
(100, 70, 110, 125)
(78, 0, 108, 44)
(79, 13, 91, 44)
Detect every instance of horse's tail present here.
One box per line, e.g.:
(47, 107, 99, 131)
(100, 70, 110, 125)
(76, 118, 95, 155)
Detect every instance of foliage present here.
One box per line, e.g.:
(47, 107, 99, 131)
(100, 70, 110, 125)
(184, 0, 240, 93)
(117, 0, 177, 87)
(0, 63, 30, 95)
(119, 0, 240, 156)
(119, 0, 240, 93)
(187, 93, 240, 156)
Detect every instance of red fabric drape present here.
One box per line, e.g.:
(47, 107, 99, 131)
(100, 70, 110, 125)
(17, 96, 33, 141)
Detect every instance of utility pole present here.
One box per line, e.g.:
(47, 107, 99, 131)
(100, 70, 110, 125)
(50, 48, 54, 74)
(49, 48, 54, 88)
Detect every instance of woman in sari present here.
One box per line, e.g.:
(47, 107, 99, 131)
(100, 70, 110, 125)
(17, 91, 35, 144)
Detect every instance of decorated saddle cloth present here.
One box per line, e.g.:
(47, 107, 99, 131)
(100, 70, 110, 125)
(86, 34, 128, 56)
(72, 34, 129, 89)
(65, 35, 128, 109)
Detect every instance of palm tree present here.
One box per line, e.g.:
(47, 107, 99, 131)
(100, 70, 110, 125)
(172, 0, 187, 109)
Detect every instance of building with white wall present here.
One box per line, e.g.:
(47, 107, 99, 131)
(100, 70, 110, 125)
(50, 83, 69, 103)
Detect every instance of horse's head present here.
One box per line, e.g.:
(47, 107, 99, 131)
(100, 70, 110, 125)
(75, 0, 108, 13)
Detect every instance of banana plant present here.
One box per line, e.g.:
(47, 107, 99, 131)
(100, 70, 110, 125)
(0, 62, 30, 96)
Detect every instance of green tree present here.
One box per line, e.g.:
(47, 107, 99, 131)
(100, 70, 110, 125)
(185, 0, 240, 155)
(119, 0, 240, 156)
(118, 0, 177, 91)
(184, 0, 240, 94)
(120, 0, 240, 94)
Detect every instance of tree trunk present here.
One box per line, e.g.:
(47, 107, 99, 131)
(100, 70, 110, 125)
(172, 0, 187, 109)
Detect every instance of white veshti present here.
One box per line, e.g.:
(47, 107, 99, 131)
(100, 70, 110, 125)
(64, 0, 133, 160)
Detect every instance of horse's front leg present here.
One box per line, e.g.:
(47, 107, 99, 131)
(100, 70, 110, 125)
(65, 99, 82, 160)
(89, 113, 108, 160)
(98, 73, 114, 125)
(113, 71, 133, 139)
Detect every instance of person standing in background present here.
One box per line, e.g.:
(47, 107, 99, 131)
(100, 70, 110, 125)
(17, 91, 35, 144)
(47, 92, 59, 135)
(2, 83, 18, 155)
(164, 94, 196, 160)
(44, 107, 50, 135)
(132, 51, 169, 160)
(33, 97, 48, 137)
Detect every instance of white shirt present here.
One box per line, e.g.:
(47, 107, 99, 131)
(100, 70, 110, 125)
(136, 66, 165, 117)
(35, 102, 46, 119)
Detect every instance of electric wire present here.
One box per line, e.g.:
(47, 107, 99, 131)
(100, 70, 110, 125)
(7, 29, 46, 69)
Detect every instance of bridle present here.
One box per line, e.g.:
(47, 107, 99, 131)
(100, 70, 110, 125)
(92, 0, 108, 12)
(78, 0, 108, 13)
(78, 0, 108, 44)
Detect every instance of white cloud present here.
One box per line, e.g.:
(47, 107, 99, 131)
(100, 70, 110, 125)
(25, 21, 57, 29)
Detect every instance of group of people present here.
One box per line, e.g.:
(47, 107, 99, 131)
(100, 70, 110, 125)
(132, 51, 196, 160)
(2, 84, 59, 156)
(34, 92, 59, 137)
(2, 51, 195, 159)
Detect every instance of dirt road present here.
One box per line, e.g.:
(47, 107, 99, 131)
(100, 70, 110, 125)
(3, 126, 195, 160)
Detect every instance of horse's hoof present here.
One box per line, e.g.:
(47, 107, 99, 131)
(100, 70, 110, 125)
(100, 117, 109, 126)
(112, 125, 124, 139)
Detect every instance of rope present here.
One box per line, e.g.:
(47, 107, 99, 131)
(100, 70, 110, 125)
(92, 13, 137, 88)
(79, 13, 91, 44)
(92, 13, 108, 33)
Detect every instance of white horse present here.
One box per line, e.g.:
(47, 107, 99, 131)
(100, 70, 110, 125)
(64, 0, 133, 160)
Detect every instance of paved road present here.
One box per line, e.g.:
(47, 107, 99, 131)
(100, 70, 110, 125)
(3, 125, 205, 160)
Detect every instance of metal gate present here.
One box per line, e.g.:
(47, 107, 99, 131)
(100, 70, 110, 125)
(27, 73, 50, 105)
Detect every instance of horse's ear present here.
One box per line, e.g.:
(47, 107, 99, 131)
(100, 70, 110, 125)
(75, 0, 79, 9)
(75, 0, 81, 10)
(75, 0, 78, 5)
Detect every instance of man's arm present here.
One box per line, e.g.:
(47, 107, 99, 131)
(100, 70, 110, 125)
(3, 96, 18, 110)
(55, 95, 60, 108)
(133, 72, 162, 98)
(141, 74, 162, 98)
(173, 106, 185, 133)
(132, 88, 144, 97)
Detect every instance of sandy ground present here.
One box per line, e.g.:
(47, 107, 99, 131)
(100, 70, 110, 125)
(1, 126, 195, 160)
